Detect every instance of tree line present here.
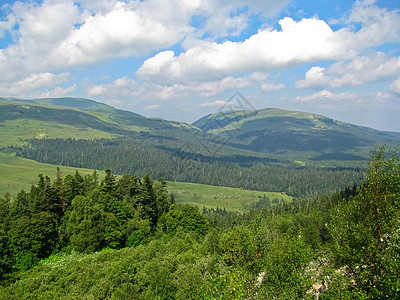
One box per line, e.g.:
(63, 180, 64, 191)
(16, 137, 365, 198)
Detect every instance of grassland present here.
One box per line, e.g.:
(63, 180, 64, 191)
(0, 119, 116, 147)
(0, 153, 101, 196)
(0, 153, 290, 212)
(167, 181, 292, 212)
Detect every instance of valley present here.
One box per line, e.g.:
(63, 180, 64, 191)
(0, 97, 399, 299)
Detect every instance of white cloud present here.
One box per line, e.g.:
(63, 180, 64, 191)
(330, 55, 400, 88)
(250, 72, 270, 82)
(295, 66, 328, 89)
(294, 90, 358, 103)
(374, 91, 398, 104)
(0, 0, 398, 83)
(0, 0, 81, 80)
(86, 75, 250, 101)
(87, 85, 108, 96)
(340, 0, 400, 50)
(0, 0, 293, 82)
(52, 1, 193, 66)
(184, 76, 250, 97)
(138, 1, 400, 85)
(17, 1, 80, 48)
(261, 82, 285, 92)
(87, 77, 140, 97)
(138, 17, 342, 83)
(0, 0, 196, 80)
(390, 77, 400, 94)
(200, 100, 229, 107)
(0, 72, 71, 97)
(163, 76, 250, 99)
(296, 52, 400, 89)
(39, 84, 77, 98)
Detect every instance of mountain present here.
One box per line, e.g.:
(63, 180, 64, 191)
(193, 108, 400, 161)
(2, 97, 399, 164)
(0, 97, 198, 147)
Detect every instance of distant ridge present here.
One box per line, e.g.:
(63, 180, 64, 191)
(192, 107, 400, 159)
(1, 97, 399, 163)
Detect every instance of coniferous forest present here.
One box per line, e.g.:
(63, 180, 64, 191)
(15, 137, 365, 198)
(0, 145, 399, 299)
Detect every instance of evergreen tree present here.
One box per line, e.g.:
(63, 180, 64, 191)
(66, 195, 105, 253)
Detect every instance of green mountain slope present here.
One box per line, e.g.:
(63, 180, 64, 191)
(0, 98, 198, 147)
(193, 108, 400, 160)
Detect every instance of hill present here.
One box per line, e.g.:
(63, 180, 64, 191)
(0, 97, 201, 147)
(3, 97, 398, 163)
(193, 108, 400, 161)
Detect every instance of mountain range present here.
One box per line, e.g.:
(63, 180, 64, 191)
(1, 96, 399, 164)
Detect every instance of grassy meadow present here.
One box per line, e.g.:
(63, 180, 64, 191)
(0, 153, 290, 212)
(0, 119, 116, 148)
(0, 153, 101, 196)
(167, 181, 292, 212)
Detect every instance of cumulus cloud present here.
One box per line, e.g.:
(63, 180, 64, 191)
(138, 1, 400, 84)
(184, 76, 250, 97)
(1, 0, 290, 78)
(200, 100, 229, 107)
(261, 82, 285, 92)
(52, 1, 193, 66)
(87, 77, 141, 97)
(39, 84, 77, 98)
(0, 0, 81, 81)
(0, 0, 196, 80)
(294, 90, 358, 103)
(390, 77, 400, 94)
(339, 0, 400, 50)
(138, 17, 342, 83)
(296, 52, 400, 89)
(295, 66, 328, 89)
(0, 72, 71, 97)
(86, 75, 251, 102)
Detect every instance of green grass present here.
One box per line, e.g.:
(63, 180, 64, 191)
(167, 181, 292, 212)
(0, 153, 291, 212)
(0, 119, 116, 147)
(0, 153, 101, 196)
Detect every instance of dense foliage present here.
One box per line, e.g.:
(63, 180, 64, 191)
(0, 169, 193, 274)
(1, 145, 399, 299)
(16, 137, 365, 198)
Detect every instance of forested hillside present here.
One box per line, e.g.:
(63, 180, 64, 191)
(194, 108, 400, 160)
(16, 138, 365, 198)
(0, 145, 399, 298)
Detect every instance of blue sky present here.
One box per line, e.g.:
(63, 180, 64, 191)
(1, 0, 400, 131)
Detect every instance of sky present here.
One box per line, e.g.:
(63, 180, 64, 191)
(1, 0, 400, 132)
